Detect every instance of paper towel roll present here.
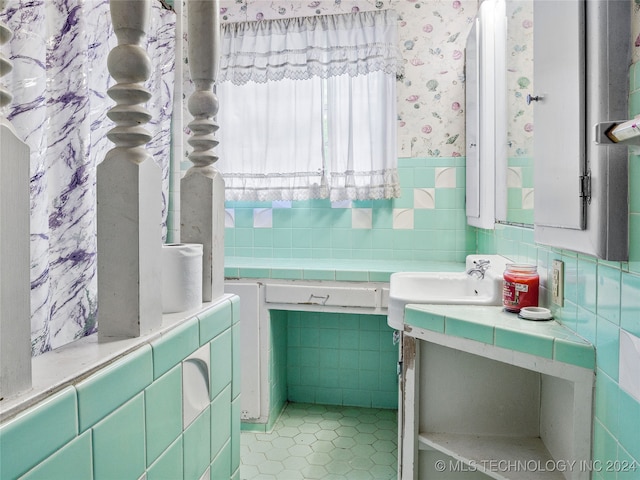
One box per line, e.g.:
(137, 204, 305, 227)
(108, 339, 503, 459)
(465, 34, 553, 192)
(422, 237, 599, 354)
(162, 243, 203, 314)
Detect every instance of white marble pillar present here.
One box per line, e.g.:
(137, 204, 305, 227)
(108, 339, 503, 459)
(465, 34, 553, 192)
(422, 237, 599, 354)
(97, 0, 162, 340)
(181, 0, 224, 302)
(0, 0, 32, 398)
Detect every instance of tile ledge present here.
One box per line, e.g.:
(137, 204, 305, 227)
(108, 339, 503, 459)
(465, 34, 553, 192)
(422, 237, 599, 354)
(0, 295, 234, 424)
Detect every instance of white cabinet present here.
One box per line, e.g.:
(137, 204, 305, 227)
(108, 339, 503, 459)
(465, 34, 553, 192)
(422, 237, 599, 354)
(399, 306, 595, 480)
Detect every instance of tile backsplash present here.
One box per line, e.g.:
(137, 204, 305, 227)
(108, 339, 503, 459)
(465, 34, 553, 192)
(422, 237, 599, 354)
(225, 157, 473, 263)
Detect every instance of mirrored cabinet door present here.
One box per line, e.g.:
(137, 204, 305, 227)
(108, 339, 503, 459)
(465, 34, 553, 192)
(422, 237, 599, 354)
(532, 0, 586, 230)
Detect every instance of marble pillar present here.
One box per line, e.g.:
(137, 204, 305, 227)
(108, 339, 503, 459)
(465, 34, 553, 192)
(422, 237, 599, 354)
(181, 0, 224, 302)
(0, 0, 32, 398)
(97, 0, 162, 340)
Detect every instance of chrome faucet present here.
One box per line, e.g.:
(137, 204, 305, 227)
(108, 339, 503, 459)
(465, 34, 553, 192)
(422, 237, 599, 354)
(467, 259, 491, 279)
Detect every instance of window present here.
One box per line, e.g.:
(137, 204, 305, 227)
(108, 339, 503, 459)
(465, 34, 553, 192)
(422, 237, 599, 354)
(216, 9, 400, 202)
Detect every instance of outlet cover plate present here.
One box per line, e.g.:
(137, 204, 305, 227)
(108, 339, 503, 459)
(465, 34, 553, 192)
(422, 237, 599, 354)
(551, 260, 564, 307)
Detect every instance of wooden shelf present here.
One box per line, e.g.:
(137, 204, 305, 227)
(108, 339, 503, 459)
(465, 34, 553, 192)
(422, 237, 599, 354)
(418, 432, 565, 480)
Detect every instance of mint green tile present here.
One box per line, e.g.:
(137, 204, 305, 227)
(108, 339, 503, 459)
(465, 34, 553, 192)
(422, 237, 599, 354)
(596, 317, 620, 381)
(253, 229, 273, 247)
(343, 389, 371, 408)
(335, 270, 369, 282)
(621, 272, 640, 337)
(0, 387, 78, 480)
(183, 408, 211, 480)
(271, 268, 303, 280)
(629, 151, 640, 214)
(618, 388, 640, 462)
(330, 209, 352, 228)
(210, 386, 232, 460)
(145, 365, 183, 465)
(553, 337, 595, 369)
(629, 213, 640, 274)
(199, 300, 232, 345)
(393, 189, 414, 208)
(231, 396, 241, 474)
(238, 267, 270, 278)
(597, 264, 621, 325)
(398, 166, 415, 188)
(303, 269, 335, 281)
(436, 188, 457, 209)
(494, 328, 553, 359)
(234, 228, 253, 247)
(272, 229, 292, 248)
(230, 295, 240, 325)
(391, 230, 413, 250)
(151, 318, 199, 379)
(232, 322, 241, 399)
(595, 370, 619, 438)
(147, 437, 183, 480)
(404, 308, 445, 333)
(19, 430, 91, 480)
(369, 271, 392, 282)
(210, 440, 232, 480)
(224, 267, 239, 278)
(630, 89, 640, 117)
(413, 167, 435, 187)
(93, 393, 145, 480)
(233, 208, 253, 228)
(617, 446, 640, 480)
(592, 420, 619, 480)
(77, 345, 152, 431)
(210, 328, 232, 400)
(445, 317, 494, 344)
(291, 228, 312, 248)
(359, 369, 380, 391)
(577, 258, 597, 314)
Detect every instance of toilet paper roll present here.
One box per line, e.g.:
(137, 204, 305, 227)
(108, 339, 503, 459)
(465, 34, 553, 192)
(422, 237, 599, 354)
(162, 243, 203, 314)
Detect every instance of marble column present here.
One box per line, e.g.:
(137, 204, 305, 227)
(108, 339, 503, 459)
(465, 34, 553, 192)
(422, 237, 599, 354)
(97, 0, 162, 340)
(0, 0, 32, 398)
(181, 0, 224, 302)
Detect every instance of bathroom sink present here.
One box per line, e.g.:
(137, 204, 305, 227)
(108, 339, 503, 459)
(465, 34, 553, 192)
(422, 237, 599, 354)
(387, 255, 511, 330)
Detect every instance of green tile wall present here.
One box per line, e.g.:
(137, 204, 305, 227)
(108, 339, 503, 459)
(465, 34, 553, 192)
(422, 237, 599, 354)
(0, 299, 240, 480)
(474, 63, 640, 478)
(287, 312, 398, 409)
(478, 221, 640, 480)
(225, 157, 474, 263)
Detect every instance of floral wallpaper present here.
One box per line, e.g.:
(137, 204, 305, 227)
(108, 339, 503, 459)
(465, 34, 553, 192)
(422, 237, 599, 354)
(505, 0, 533, 159)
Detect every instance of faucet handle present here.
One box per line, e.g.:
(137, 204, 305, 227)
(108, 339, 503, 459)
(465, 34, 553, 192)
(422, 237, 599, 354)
(474, 259, 491, 268)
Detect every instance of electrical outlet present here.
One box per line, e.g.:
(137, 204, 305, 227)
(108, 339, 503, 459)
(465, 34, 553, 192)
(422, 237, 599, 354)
(551, 260, 564, 307)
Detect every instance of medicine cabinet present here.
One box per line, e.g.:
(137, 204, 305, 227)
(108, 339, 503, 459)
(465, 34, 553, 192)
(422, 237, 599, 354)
(467, 0, 631, 261)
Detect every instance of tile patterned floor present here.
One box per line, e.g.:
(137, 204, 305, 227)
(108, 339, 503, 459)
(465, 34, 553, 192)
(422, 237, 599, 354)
(240, 403, 398, 479)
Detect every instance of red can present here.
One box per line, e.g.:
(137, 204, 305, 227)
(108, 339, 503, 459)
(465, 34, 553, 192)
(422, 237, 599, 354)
(503, 264, 539, 313)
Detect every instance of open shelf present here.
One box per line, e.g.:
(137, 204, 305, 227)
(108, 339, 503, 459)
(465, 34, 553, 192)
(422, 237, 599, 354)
(419, 432, 565, 480)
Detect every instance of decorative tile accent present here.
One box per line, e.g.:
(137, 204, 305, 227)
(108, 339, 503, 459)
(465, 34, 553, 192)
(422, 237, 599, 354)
(352, 208, 372, 229)
(331, 200, 352, 209)
(225, 208, 235, 228)
(413, 188, 435, 209)
(0, 387, 78, 480)
(507, 167, 523, 187)
(619, 330, 640, 403)
(392, 208, 414, 229)
(522, 188, 534, 210)
(435, 167, 456, 188)
(253, 208, 273, 228)
(272, 200, 292, 208)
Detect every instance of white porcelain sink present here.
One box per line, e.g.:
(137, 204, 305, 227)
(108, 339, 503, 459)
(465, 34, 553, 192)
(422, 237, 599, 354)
(387, 255, 511, 330)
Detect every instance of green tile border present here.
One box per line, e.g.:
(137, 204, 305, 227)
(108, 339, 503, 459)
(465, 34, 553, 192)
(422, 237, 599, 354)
(445, 317, 494, 344)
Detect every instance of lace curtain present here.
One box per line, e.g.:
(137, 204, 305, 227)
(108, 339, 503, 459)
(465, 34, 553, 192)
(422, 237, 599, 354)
(215, 9, 400, 202)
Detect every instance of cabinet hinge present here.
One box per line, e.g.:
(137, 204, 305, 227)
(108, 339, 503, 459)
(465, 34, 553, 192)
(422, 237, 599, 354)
(579, 171, 591, 204)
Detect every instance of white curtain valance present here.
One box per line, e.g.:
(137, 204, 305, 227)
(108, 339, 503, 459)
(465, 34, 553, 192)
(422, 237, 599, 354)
(218, 9, 399, 85)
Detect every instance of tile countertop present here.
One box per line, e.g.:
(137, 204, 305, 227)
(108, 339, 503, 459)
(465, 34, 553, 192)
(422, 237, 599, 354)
(404, 304, 595, 370)
(224, 257, 466, 282)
